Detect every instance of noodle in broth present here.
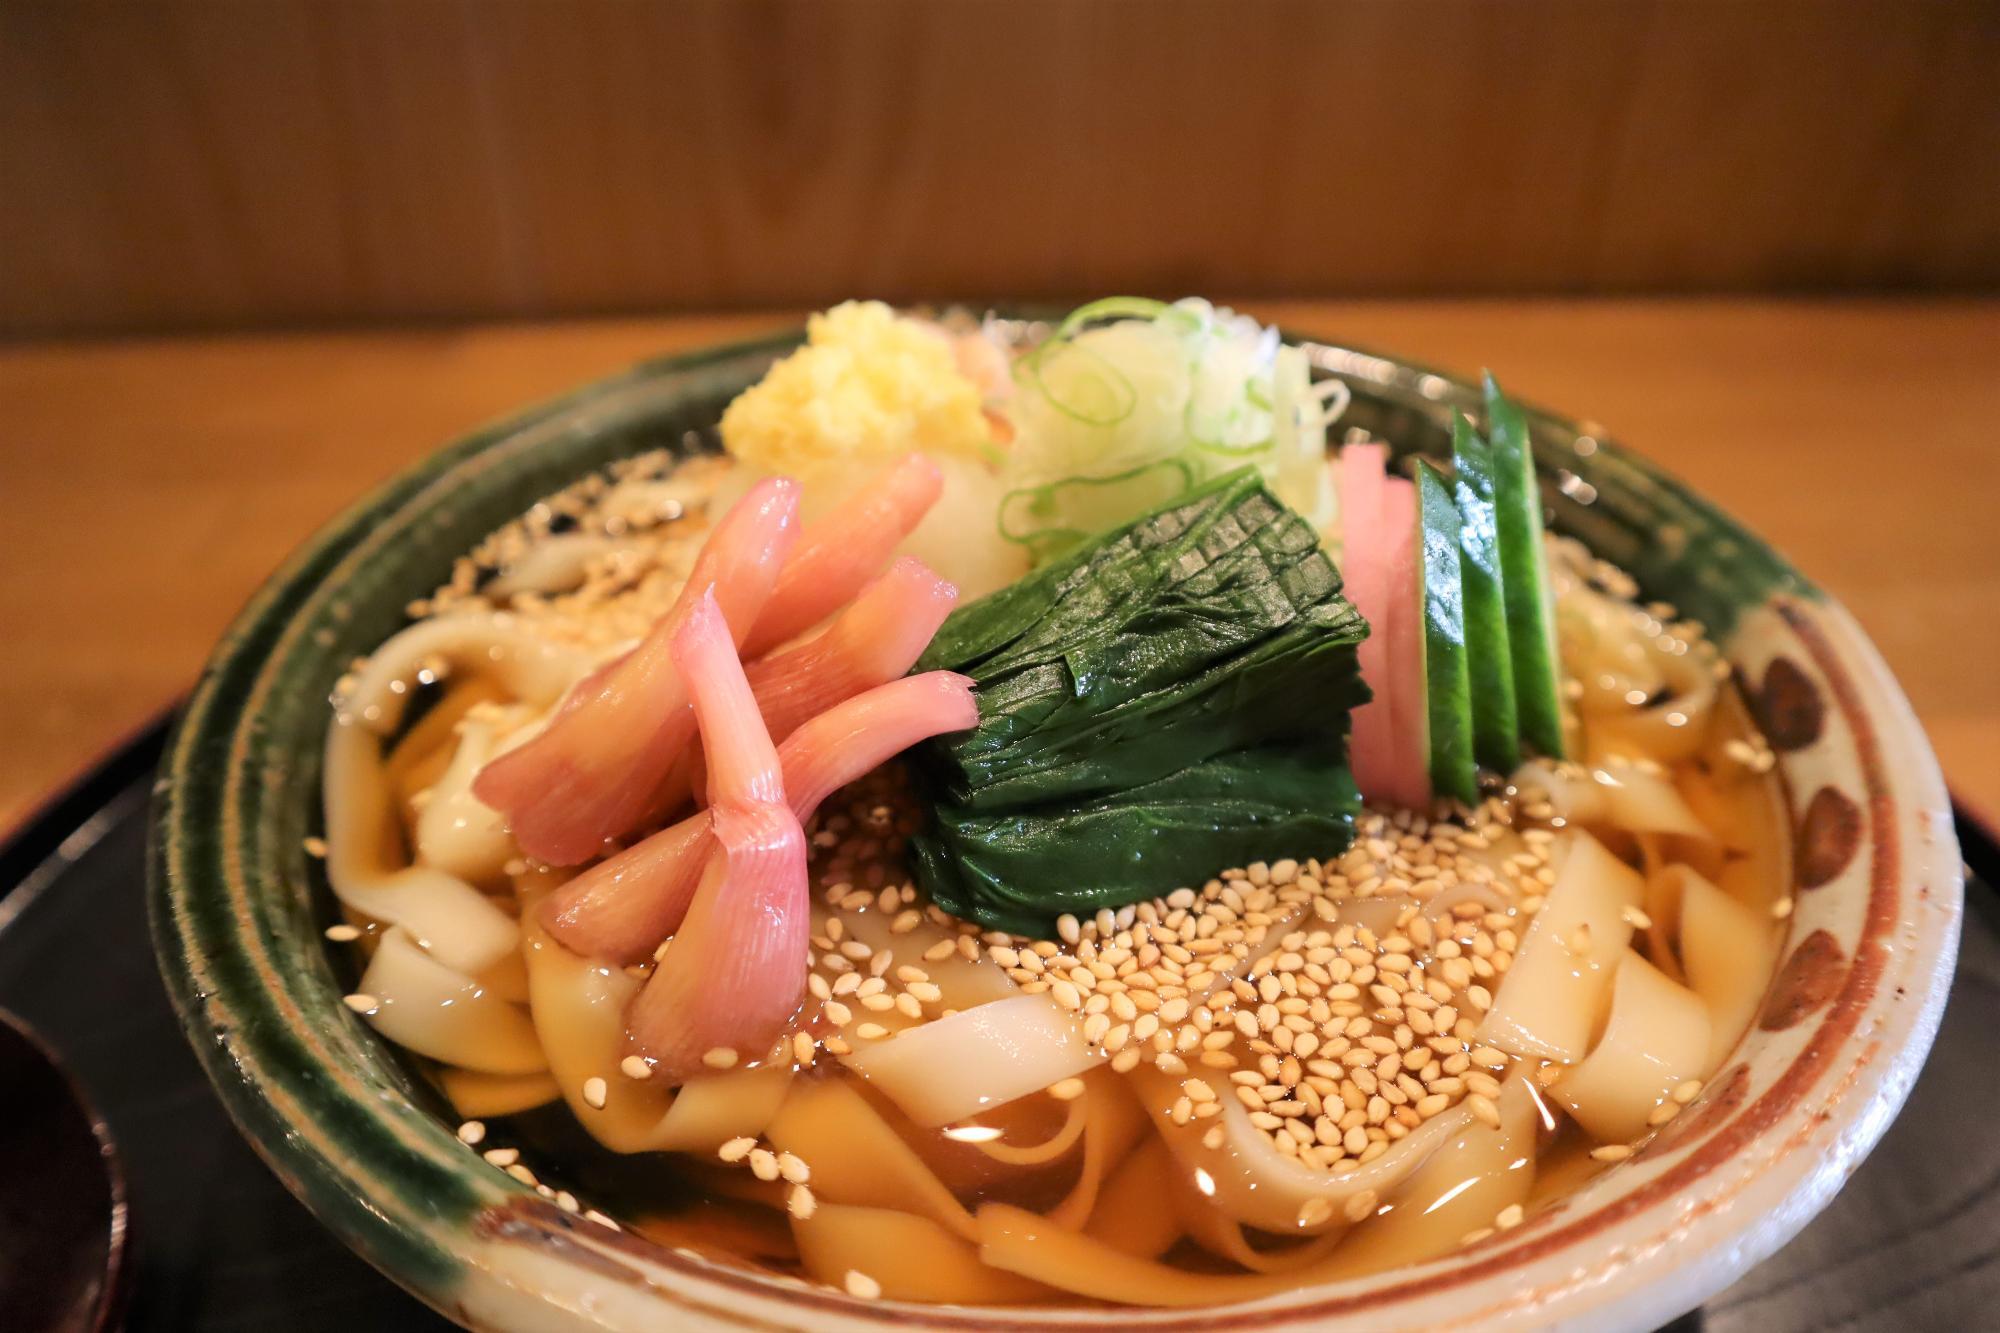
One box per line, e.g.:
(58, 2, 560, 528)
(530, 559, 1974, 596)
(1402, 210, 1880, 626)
(318, 385, 1789, 1309)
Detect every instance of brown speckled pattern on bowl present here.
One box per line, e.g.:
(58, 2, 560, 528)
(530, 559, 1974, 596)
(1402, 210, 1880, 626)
(149, 326, 1962, 1332)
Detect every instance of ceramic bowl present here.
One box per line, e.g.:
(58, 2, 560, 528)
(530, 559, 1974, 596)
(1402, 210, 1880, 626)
(149, 324, 1962, 1331)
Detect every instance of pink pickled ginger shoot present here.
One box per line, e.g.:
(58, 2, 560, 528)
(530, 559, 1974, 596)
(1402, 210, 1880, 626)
(744, 557, 958, 748)
(625, 591, 809, 1074)
(742, 453, 943, 656)
(544, 672, 978, 965)
(472, 479, 799, 864)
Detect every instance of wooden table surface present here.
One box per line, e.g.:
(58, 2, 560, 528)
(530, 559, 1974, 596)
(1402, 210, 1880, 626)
(3, 300, 1996, 833)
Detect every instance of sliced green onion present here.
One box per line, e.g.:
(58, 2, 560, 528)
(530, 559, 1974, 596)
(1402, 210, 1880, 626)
(1022, 338, 1139, 428)
(997, 458, 1196, 556)
(1048, 296, 1176, 343)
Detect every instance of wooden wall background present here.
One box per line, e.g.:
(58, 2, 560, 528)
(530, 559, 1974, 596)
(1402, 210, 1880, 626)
(2, 0, 1997, 337)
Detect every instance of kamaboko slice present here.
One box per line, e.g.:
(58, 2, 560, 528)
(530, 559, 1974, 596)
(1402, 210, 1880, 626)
(1337, 444, 1396, 800)
(1378, 474, 1433, 810)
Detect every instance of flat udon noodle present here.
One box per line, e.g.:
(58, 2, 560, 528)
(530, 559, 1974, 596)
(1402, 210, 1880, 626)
(1552, 950, 1710, 1142)
(1134, 1060, 1485, 1236)
(412, 713, 518, 884)
(844, 995, 1106, 1129)
(476, 944, 532, 1003)
(520, 914, 792, 1153)
(1560, 583, 1718, 765)
(1478, 830, 1641, 1063)
(766, 1077, 980, 1240)
(1101, 886, 1511, 1238)
(973, 1093, 1088, 1166)
(765, 1066, 1148, 1250)
(1304, 1078, 1540, 1279)
(1637, 843, 1690, 983)
(1675, 865, 1782, 1068)
(439, 1067, 562, 1119)
(819, 904, 1106, 1128)
(480, 534, 628, 600)
(339, 612, 591, 736)
(357, 926, 547, 1074)
(324, 613, 589, 975)
(1684, 686, 1795, 912)
(1512, 756, 1712, 841)
(793, 1203, 1056, 1305)
(1167, 1169, 1351, 1274)
(1083, 1137, 1183, 1259)
(769, 1079, 1148, 1307)
(1042, 1072, 1152, 1230)
(1192, 872, 1511, 1013)
(972, 1081, 1538, 1306)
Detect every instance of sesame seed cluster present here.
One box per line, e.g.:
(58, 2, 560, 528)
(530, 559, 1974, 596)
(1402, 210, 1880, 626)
(795, 768, 1558, 1174)
(417, 451, 736, 650)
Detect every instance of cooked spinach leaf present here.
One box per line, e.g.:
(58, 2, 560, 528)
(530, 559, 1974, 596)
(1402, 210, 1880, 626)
(909, 468, 1368, 933)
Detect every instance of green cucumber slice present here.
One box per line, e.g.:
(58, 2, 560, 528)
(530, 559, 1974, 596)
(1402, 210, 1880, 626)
(1449, 413, 1521, 772)
(1416, 460, 1478, 805)
(1484, 374, 1566, 759)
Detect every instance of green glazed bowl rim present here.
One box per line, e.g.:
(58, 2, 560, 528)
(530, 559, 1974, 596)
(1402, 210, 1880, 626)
(149, 317, 1962, 1332)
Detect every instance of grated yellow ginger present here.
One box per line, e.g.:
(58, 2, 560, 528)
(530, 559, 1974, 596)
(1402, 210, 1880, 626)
(720, 301, 992, 474)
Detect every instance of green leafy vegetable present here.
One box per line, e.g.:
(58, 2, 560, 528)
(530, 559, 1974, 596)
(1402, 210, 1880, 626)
(911, 468, 1368, 934)
(914, 745, 1358, 937)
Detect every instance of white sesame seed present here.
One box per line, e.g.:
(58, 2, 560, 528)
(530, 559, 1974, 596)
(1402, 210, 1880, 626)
(844, 1270, 882, 1299)
(482, 1147, 520, 1168)
(342, 993, 379, 1014)
(702, 1047, 739, 1069)
(581, 1077, 608, 1109)
(620, 1055, 653, 1081)
(718, 1137, 756, 1163)
(456, 1120, 486, 1146)
(324, 923, 361, 942)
